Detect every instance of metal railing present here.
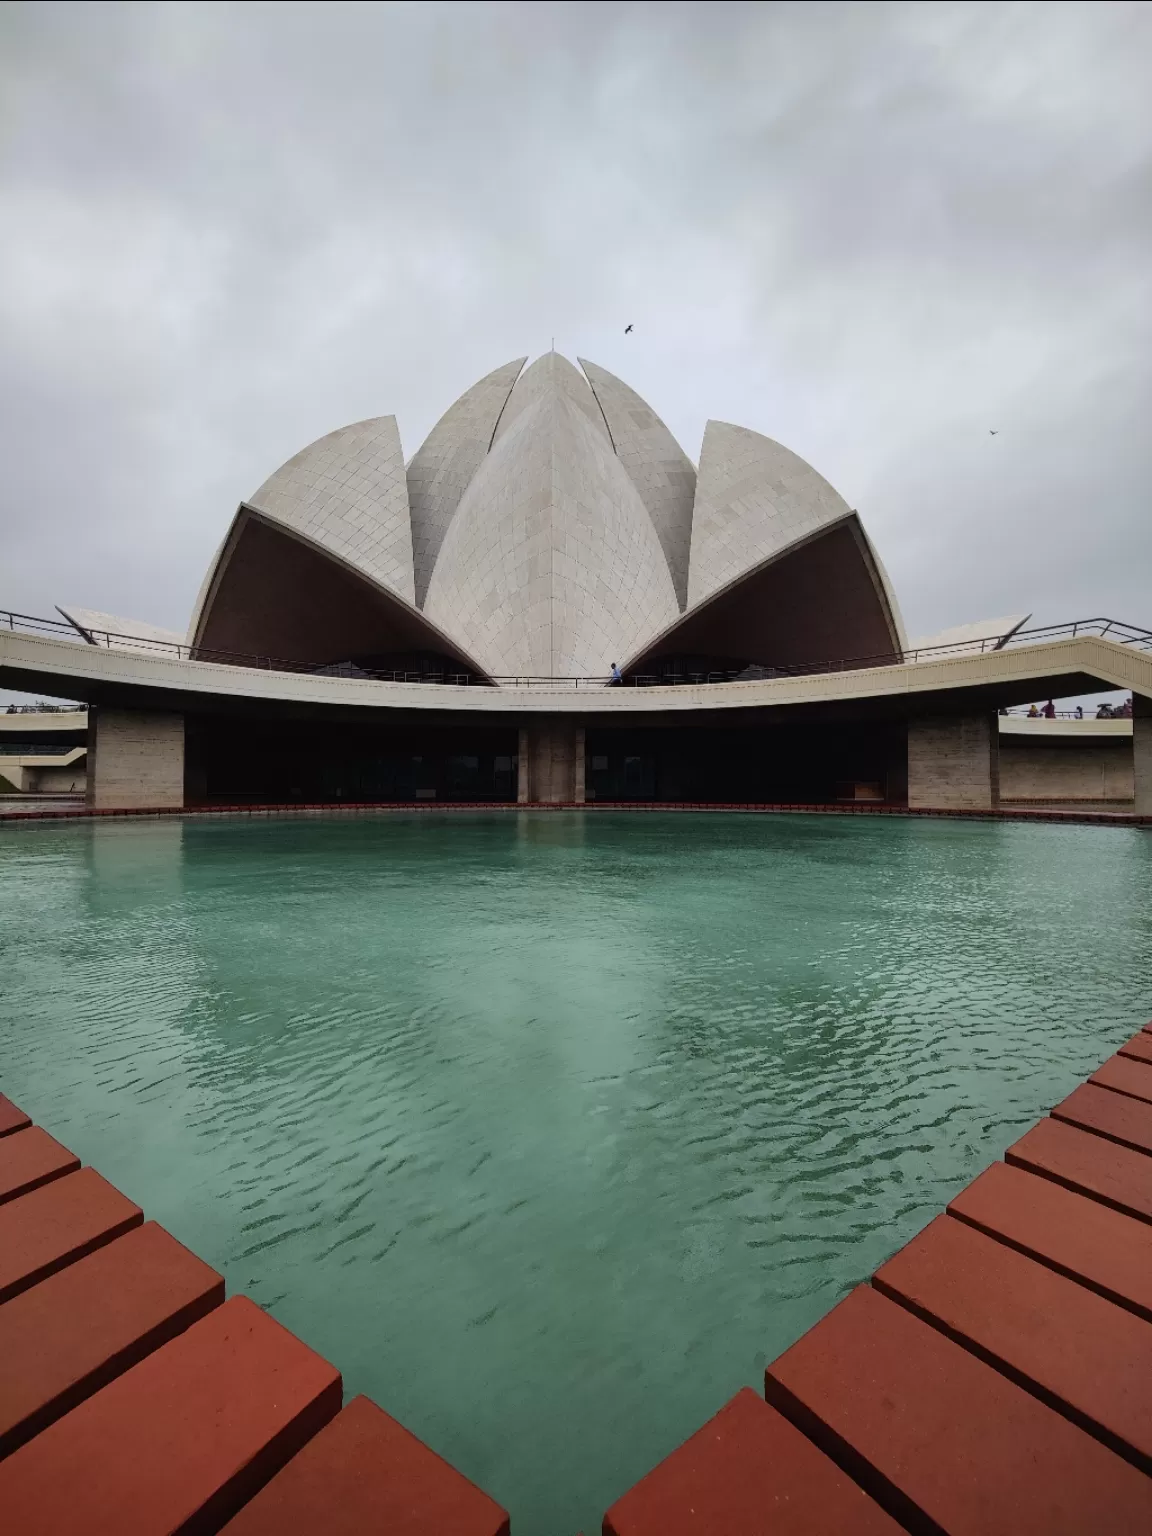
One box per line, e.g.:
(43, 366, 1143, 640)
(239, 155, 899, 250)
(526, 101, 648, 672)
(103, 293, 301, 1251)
(2, 607, 1150, 690)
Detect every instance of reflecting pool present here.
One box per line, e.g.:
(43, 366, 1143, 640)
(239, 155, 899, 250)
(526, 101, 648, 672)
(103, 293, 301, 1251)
(1, 811, 1150, 1532)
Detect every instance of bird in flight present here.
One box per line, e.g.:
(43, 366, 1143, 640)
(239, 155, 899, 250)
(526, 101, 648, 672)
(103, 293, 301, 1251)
(989, 429, 999, 435)
(624, 324, 633, 334)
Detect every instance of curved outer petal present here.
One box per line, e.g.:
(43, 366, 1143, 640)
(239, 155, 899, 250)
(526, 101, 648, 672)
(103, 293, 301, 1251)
(424, 359, 679, 679)
(406, 357, 526, 608)
(247, 415, 415, 605)
(578, 358, 696, 610)
(491, 352, 608, 445)
(911, 614, 1030, 652)
(57, 606, 183, 653)
(861, 534, 909, 652)
(687, 420, 853, 610)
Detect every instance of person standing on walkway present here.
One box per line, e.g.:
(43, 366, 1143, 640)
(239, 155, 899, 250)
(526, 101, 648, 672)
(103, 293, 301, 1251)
(1042, 700, 1056, 719)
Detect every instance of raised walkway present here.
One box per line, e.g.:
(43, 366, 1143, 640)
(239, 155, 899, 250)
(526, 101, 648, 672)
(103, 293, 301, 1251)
(3, 1026, 1152, 1530)
(2, 624, 1151, 719)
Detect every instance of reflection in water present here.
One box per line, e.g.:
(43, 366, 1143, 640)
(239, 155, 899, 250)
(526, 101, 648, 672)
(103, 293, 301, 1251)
(2, 811, 1151, 1533)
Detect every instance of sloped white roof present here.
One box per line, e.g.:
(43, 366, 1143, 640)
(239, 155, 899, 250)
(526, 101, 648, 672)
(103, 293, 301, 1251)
(57, 606, 184, 653)
(912, 615, 1031, 653)
(423, 354, 679, 678)
(687, 420, 855, 610)
(578, 358, 696, 611)
(247, 415, 415, 605)
(406, 357, 525, 608)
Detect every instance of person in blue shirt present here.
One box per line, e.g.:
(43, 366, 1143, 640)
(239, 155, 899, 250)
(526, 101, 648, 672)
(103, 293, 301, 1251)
(610, 663, 623, 685)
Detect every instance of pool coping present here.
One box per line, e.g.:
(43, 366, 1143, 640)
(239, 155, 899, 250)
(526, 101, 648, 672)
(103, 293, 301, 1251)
(2, 799, 1148, 828)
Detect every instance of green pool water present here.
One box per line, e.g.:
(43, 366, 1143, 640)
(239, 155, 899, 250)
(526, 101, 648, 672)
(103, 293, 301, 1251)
(1, 811, 1150, 1530)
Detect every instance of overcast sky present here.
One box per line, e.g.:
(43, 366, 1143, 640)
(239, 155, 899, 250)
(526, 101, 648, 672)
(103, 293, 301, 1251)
(1, 0, 1149, 683)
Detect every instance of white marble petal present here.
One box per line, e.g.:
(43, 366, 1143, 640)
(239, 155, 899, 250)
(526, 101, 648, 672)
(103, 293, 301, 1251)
(247, 415, 415, 605)
(578, 358, 696, 609)
(57, 606, 184, 653)
(491, 352, 608, 445)
(407, 357, 526, 607)
(687, 420, 855, 610)
(424, 356, 679, 679)
(912, 615, 1031, 652)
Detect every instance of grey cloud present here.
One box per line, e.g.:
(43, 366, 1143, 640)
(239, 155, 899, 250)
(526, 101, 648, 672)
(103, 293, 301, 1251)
(1, 0, 1149, 683)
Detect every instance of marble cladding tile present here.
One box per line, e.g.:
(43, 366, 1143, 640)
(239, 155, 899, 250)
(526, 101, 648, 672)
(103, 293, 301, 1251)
(578, 358, 696, 610)
(247, 415, 415, 605)
(406, 357, 526, 608)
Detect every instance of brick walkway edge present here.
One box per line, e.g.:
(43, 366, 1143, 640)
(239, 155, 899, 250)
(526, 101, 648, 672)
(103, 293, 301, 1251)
(2, 1025, 1152, 1531)
(3, 799, 1148, 827)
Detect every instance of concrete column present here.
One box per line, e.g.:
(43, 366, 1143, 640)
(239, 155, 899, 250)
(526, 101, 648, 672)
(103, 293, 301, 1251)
(907, 715, 999, 811)
(86, 708, 185, 810)
(518, 719, 585, 804)
(1135, 695, 1152, 818)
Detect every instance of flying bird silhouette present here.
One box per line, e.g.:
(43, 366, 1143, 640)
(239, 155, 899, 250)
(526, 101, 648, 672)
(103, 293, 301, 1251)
(989, 429, 999, 435)
(624, 324, 633, 334)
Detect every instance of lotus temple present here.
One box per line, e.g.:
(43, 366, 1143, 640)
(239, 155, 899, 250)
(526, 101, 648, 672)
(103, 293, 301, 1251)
(1, 352, 1149, 814)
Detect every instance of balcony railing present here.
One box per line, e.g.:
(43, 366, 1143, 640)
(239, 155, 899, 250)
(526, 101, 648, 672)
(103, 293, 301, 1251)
(2, 608, 1149, 690)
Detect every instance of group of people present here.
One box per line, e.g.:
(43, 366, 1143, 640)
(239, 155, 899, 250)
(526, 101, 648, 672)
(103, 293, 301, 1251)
(1014, 695, 1134, 720)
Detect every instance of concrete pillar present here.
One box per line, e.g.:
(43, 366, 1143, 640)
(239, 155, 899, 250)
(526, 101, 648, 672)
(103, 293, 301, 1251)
(907, 715, 999, 811)
(1135, 695, 1152, 818)
(86, 709, 185, 810)
(517, 720, 585, 805)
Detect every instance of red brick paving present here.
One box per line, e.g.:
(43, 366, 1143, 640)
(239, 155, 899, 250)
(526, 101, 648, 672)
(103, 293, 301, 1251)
(5, 1018, 1152, 1531)
(872, 1213, 1152, 1471)
(602, 1387, 902, 1535)
(0, 1221, 223, 1458)
(1090, 1053, 1152, 1105)
(0, 1094, 32, 1138)
(1051, 1082, 1152, 1156)
(948, 1161, 1152, 1322)
(220, 1393, 510, 1536)
(1118, 1031, 1152, 1066)
(0, 1297, 342, 1533)
(1006, 1116, 1152, 1221)
(764, 1284, 1152, 1534)
(0, 1165, 142, 1303)
(0, 1127, 79, 1206)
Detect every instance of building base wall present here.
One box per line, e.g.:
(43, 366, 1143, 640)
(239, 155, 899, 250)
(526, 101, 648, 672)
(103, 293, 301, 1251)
(87, 709, 185, 810)
(908, 715, 998, 811)
(999, 738, 1133, 804)
(518, 722, 585, 804)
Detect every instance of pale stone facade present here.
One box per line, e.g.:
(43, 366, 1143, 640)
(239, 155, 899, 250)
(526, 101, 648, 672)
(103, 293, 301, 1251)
(908, 716, 999, 811)
(86, 710, 185, 810)
(424, 356, 679, 679)
(406, 357, 526, 607)
(578, 358, 696, 610)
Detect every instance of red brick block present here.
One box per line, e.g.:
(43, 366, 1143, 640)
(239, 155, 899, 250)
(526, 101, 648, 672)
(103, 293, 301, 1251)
(1119, 1032, 1152, 1066)
(1006, 1118, 1152, 1223)
(221, 1393, 509, 1536)
(765, 1285, 1152, 1534)
(0, 1221, 224, 1459)
(0, 1127, 79, 1207)
(949, 1162, 1152, 1322)
(0, 1095, 31, 1138)
(602, 1386, 902, 1535)
(1090, 1054, 1152, 1106)
(0, 1167, 143, 1303)
(874, 1213, 1152, 1471)
(0, 1296, 341, 1534)
(1052, 1083, 1152, 1157)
